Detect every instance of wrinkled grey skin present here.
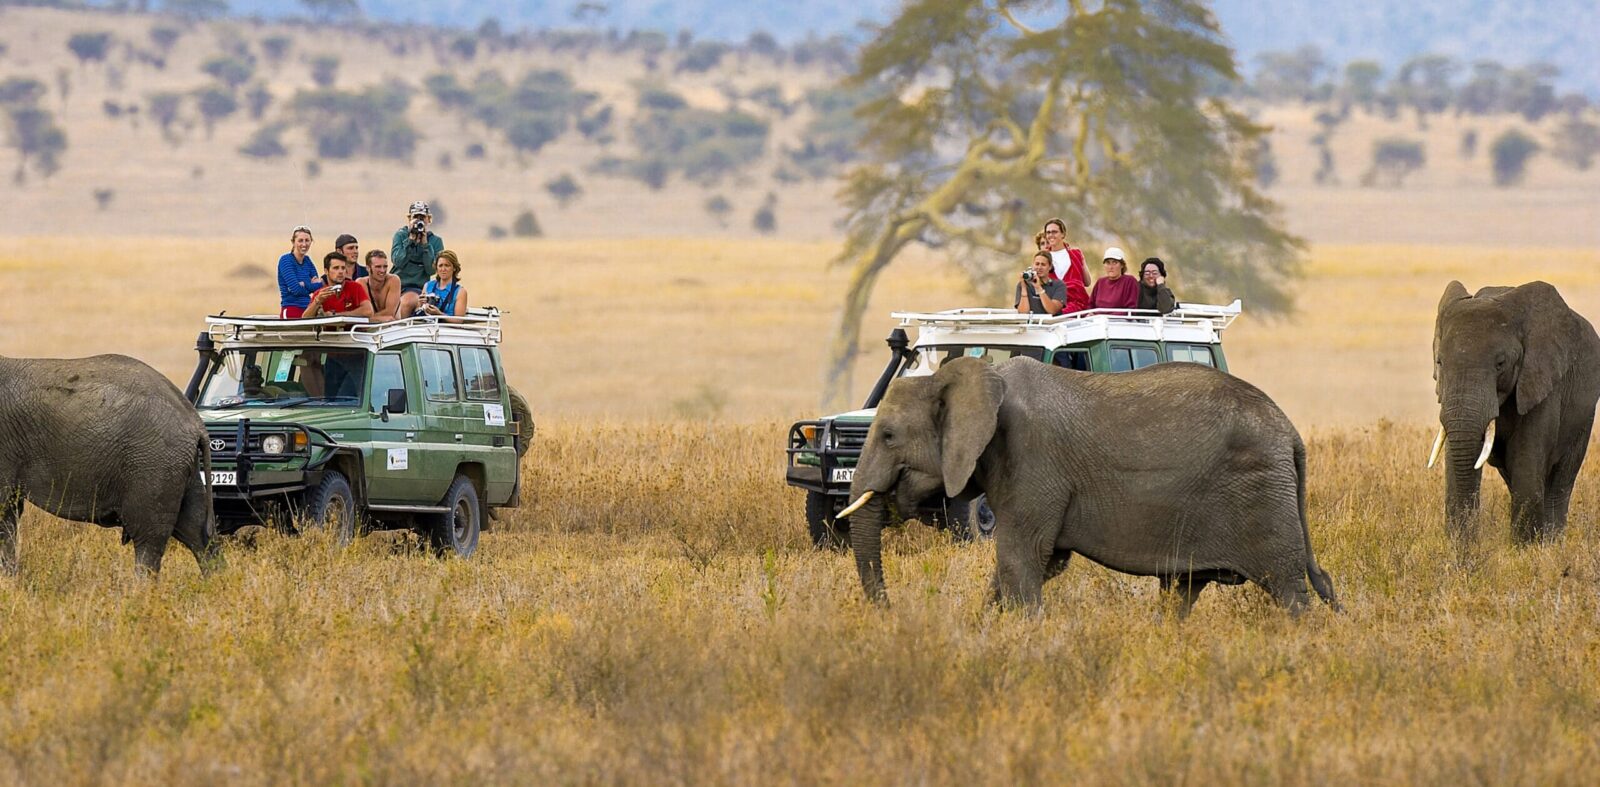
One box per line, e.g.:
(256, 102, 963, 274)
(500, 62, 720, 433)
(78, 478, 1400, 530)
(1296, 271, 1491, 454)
(846, 356, 1339, 616)
(1434, 281, 1600, 543)
(0, 354, 220, 575)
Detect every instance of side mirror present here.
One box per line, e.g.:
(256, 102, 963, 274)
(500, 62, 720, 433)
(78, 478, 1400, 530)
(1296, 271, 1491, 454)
(386, 387, 408, 414)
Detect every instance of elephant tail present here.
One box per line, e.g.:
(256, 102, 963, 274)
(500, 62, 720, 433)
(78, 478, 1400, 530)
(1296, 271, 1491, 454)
(1295, 438, 1341, 612)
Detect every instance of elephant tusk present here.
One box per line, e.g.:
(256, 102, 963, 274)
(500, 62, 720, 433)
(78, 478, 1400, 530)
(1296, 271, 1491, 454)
(1474, 422, 1495, 470)
(837, 490, 874, 519)
(1427, 426, 1445, 469)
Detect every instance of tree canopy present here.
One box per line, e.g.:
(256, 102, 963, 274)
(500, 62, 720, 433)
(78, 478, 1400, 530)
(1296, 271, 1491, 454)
(822, 0, 1303, 406)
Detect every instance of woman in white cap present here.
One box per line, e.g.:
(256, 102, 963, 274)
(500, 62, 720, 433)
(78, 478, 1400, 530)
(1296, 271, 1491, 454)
(1087, 247, 1139, 310)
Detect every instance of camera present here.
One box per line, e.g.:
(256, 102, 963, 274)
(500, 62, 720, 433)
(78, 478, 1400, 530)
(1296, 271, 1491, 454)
(327, 283, 343, 295)
(421, 292, 441, 310)
(1022, 269, 1036, 282)
(410, 218, 427, 235)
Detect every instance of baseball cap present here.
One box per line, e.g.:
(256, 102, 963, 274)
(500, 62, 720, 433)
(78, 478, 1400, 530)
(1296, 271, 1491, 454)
(334, 233, 357, 248)
(1103, 247, 1126, 262)
(408, 201, 431, 217)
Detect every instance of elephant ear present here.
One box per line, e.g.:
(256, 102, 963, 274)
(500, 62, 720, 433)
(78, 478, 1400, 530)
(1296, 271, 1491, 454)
(1434, 281, 1470, 402)
(935, 358, 1006, 498)
(1504, 281, 1578, 415)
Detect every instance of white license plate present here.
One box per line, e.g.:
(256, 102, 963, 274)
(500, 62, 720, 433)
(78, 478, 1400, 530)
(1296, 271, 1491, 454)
(210, 471, 237, 486)
(830, 467, 855, 483)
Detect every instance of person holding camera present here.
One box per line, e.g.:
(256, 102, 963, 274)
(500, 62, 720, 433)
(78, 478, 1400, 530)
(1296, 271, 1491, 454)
(276, 224, 321, 319)
(1138, 257, 1177, 315)
(304, 251, 374, 319)
(419, 249, 469, 322)
(391, 200, 443, 319)
(1013, 251, 1066, 316)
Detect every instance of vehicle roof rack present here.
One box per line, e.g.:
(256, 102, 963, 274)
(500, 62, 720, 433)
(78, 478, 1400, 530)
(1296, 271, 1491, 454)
(889, 300, 1242, 344)
(206, 308, 502, 350)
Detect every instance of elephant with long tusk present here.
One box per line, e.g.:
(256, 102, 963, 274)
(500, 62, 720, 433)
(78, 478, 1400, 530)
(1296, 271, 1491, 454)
(1431, 281, 1600, 543)
(844, 356, 1339, 616)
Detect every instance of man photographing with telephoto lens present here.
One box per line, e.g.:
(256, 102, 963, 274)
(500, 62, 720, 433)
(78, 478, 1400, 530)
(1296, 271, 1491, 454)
(390, 200, 442, 321)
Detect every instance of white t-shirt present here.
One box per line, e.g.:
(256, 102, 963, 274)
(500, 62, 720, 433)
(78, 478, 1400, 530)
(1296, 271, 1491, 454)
(1048, 249, 1074, 281)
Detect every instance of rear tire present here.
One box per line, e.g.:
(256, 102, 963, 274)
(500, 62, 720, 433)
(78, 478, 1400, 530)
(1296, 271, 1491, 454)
(428, 475, 481, 558)
(935, 495, 995, 541)
(805, 491, 849, 551)
(302, 471, 356, 546)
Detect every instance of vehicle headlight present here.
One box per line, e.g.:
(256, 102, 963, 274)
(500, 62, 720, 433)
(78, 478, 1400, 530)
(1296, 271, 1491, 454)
(261, 434, 287, 454)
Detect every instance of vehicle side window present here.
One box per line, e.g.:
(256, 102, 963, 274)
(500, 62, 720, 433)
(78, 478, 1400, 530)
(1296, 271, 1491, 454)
(370, 353, 405, 407)
(1168, 343, 1215, 367)
(1052, 350, 1090, 371)
(1110, 347, 1133, 372)
(460, 347, 501, 401)
(1131, 347, 1159, 369)
(421, 348, 459, 401)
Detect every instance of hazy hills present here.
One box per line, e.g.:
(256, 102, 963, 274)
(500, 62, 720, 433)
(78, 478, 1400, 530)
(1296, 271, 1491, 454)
(220, 0, 1599, 95)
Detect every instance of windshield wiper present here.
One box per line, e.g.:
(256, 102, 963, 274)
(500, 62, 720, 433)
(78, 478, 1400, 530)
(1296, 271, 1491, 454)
(272, 397, 316, 408)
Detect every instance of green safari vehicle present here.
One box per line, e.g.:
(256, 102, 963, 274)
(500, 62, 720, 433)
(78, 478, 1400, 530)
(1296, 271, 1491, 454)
(184, 310, 530, 556)
(785, 302, 1241, 547)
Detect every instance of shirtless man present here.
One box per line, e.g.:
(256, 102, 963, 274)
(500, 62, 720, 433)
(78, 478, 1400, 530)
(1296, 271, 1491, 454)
(359, 249, 402, 322)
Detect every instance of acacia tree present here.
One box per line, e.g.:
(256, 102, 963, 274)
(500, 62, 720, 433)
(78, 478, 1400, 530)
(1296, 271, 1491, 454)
(822, 0, 1302, 407)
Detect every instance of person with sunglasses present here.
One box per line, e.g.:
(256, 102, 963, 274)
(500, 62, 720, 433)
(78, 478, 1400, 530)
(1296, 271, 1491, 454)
(391, 200, 443, 320)
(276, 224, 321, 318)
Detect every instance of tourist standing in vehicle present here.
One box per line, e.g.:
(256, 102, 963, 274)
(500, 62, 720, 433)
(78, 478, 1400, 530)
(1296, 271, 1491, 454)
(277, 224, 321, 319)
(391, 200, 442, 319)
(1138, 257, 1177, 315)
(335, 233, 368, 278)
(1041, 218, 1090, 314)
(420, 249, 469, 322)
(1088, 247, 1139, 310)
(1014, 251, 1066, 315)
(359, 250, 401, 322)
(304, 252, 374, 319)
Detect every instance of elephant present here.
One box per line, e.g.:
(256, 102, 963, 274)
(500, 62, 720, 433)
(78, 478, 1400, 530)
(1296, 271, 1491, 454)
(0, 354, 221, 575)
(837, 356, 1339, 615)
(1430, 281, 1600, 543)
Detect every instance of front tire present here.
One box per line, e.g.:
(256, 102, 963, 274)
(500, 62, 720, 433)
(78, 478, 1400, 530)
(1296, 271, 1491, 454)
(302, 470, 356, 545)
(805, 491, 849, 551)
(428, 475, 481, 558)
(934, 495, 995, 541)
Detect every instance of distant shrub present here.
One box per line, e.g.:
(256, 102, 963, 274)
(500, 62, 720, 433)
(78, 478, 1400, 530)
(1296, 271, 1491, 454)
(165, 0, 229, 20)
(1551, 119, 1600, 171)
(260, 34, 291, 67)
(545, 172, 582, 207)
(291, 83, 417, 161)
(449, 35, 477, 61)
(101, 99, 123, 119)
(0, 77, 47, 107)
(1490, 129, 1540, 186)
(193, 85, 238, 135)
(437, 151, 453, 170)
(305, 159, 321, 178)
(487, 224, 508, 239)
(637, 85, 686, 112)
(511, 208, 541, 238)
(4, 105, 67, 180)
(629, 103, 769, 185)
(676, 42, 727, 74)
(309, 54, 339, 88)
(202, 54, 255, 90)
(239, 122, 288, 159)
(424, 72, 472, 111)
(786, 84, 875, 178)
(463, 142, 485, 159)
(1460, 129, 1478, 159)
(1363, 137, 1425, 187)
(704, 194, 732, 226)
(149, 25, 183, 54)
(146, 90, 184, 140)
(92, 187, 114, 210)
(576, 104, 613, 142)
(753, 193, 777, 235)
(67, 32, 113, 66)
(246, 83, 273, 120)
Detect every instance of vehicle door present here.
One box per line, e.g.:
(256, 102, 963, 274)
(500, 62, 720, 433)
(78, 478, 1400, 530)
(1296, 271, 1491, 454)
(417, 345, 471, 498)
(457, 346, 518, 506)
(365, 351, 427, 503)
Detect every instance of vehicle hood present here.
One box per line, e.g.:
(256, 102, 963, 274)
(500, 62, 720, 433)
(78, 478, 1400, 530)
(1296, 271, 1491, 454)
(201, 408, 365, 430)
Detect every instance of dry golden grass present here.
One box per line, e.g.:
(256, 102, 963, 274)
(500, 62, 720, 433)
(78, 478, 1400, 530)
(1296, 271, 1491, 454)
(4, 238, 1600, 781)
(2, 422, 1598, 783)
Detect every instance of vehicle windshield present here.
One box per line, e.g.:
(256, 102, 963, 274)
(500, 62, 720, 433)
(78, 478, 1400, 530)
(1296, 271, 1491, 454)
(900, 344, 1047, 376)
(197, 347, 370, 409)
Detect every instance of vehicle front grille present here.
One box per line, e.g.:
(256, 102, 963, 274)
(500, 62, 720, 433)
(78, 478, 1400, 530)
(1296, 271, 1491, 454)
(205, 432, 265, 454)
(831, 422, 870, 451)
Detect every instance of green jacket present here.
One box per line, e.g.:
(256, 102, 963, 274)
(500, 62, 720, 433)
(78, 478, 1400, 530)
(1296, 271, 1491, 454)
(391, 228, 444, 289)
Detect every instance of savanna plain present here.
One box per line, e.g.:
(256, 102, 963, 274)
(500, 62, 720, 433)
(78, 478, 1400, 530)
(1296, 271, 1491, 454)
(2, 239, 1599, 783)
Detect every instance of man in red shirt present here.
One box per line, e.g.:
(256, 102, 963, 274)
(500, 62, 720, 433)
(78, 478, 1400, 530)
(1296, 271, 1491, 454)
(304, 252, 375, 319)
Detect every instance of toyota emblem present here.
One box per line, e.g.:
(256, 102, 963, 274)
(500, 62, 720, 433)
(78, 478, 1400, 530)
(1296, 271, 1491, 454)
(209, 439, 226, 451)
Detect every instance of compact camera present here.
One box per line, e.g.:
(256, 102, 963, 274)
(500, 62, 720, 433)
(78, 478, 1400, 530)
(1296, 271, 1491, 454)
(327, 283, 343, 295)
(421, 292, 441, 309)
(1021, 269, 1037, 282)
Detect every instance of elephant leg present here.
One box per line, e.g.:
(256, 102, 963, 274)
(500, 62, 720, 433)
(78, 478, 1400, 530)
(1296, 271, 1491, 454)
(0, 488, 20, 575)
(130, 530, 168, 576)
(173, 474, 223, 575)
(1543, 438, 1589, 539)
(1159, 574, 1210, 620)
(1506, 461, 1548, 544)
(991, 515, 1055, 610)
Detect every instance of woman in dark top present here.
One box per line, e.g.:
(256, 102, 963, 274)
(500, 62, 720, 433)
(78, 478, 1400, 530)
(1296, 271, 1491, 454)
(1137, 257, 1177, 315)
(1013, 251, 1066, 315)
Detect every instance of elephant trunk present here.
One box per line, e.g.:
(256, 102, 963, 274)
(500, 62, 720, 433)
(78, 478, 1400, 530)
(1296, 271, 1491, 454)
(849, 494, 889, 605)
(1442, 415, 1492, 542)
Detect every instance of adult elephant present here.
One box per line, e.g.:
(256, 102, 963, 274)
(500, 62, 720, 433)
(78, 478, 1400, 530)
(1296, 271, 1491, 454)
(0, 354, 221, 575)
(1430, 281, 1600, 542)
(837, 357, 1339, 615)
